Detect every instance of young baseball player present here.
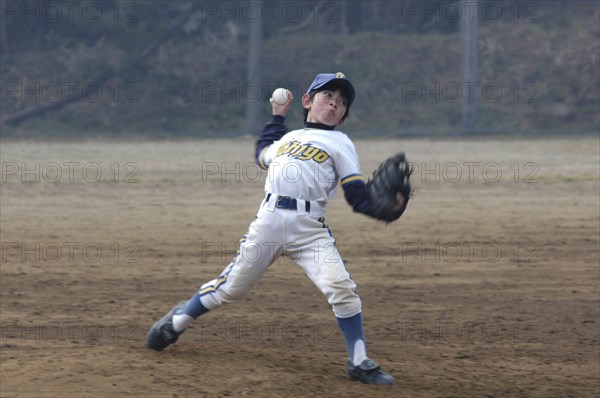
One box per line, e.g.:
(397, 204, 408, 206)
(147, 72, 404, 385)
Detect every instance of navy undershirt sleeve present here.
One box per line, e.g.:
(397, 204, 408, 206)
(255, 115, 288, 166)
(343, 180, 377, 218)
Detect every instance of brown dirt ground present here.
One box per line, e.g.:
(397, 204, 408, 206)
(1, 137, 599, 398)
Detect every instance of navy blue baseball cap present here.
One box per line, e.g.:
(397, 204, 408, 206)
(306, 72, 355, 107)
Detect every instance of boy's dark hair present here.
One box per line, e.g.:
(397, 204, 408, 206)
(303, 82, 352, 124)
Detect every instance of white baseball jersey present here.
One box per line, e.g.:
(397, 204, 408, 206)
(259, 127, 364, 208)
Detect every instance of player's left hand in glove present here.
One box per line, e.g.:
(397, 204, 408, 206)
(367, 152, 413, 223)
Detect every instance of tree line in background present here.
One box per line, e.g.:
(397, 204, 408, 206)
(1, 0, 598, 135)
(3, 0, 595, 55)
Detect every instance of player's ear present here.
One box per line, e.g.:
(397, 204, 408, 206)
(301, 93, 312, 110)
(336, 117, 345, 127)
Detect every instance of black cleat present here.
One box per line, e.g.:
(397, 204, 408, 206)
(347, 358, 396, 385)
(147, 302, 186, 351)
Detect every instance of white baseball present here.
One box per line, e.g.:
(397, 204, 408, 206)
(271, 88, 289, 105)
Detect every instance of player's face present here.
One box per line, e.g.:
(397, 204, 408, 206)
(303, 89, 347, 127)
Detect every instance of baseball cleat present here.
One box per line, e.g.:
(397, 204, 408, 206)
(147, 302, 186, 351)
(347, 358, 396, 385)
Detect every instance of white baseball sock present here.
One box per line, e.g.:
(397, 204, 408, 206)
(353, 339, 367, 365)
(172, 313, 193, 333)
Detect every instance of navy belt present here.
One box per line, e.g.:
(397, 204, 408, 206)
(265, 193, 311, 212)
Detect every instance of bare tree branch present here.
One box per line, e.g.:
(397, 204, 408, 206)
(279, 1, 321, 35)
(3, 4, 204, 127)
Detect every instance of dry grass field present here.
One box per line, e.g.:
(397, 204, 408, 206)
(1, 137, 599, 397)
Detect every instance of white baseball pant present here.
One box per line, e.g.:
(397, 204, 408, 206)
(197, 194, 362, 318)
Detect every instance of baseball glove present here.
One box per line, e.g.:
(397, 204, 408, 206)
(367, 152, 413, 223)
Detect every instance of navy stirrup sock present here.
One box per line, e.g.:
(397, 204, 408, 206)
(182, 292, 210, 318)
(336, 312, 367, 365)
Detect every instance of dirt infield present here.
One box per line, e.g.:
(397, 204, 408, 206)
(1, 137, 598, 398)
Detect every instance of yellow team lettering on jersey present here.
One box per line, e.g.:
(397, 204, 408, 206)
(276, 140, 330, 163)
